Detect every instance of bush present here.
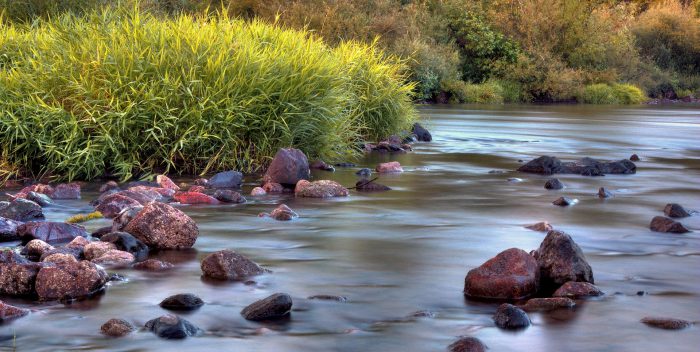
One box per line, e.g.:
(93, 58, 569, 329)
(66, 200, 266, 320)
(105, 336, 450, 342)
(581, 83, 645, 104)
(0, 0, 105, 22)
(440, 80, 504, 104)
(0, 8, 415, 181)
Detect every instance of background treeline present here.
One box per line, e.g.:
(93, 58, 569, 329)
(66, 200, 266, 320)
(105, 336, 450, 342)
(1, 0, 700, 104)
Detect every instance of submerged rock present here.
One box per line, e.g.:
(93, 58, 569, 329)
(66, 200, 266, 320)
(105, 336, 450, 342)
(201, 249, 267, 281)
(173, 191, 220, 205)
(544, 178, 564, 190)
(250, 187, 266, 196)
(101, 318, 135, 337)
(133, 259, 174, 271)
(0, 199, 44, 222)
(160, 293, 204, 311)
(355, 168, 372, 177)
(18, 222, 88, 245)
(535, 230, 593, 290)
(520, 297, 575, 312)
(35, 260, 108, 300)
(241, 293, 293, 321)
(376, 161, 403, 173)
(552, 281, 603, 298)
(26, 192, 54, 207)
(92, 250, 135, 267)
(464, 248, 539, 300)
(100, 232, 148, 260)
(295, 180, 349, 198)
(552, 197, 576, 206)
(123, 202, 198, 249)
(525, 222, 553, 232)
(412, 123, 432, 142)
(268, 204, 298, 221)
(629, 154, 640, 161)
(213, 190, 246, 203)
(664, 203, 690, 218)
(493, 303, 530, 329)
(641, 317, 693, 330)
(0, 217, 22, 242)
(208, 170, 243, 189)
(310, 160, 335, 171)
(355, 179, 391, 192)
(649, 216, 689, 233)
(448, 337, 487, 352)
(597, 187, 613, 198)
(0, 300, 29, 322)
(51, 183, 81, 199)
(145, 314, 202, 339)
(263, 148, 310, 186)
(518, 156, 636, 176)
(95, 193, 143, 218)
(308, 295, 348, 302)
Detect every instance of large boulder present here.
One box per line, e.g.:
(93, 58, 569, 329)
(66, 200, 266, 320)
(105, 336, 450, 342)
(122, 202, 198, 249)
(95, 193, 142, 218)
(464, 248, 539, 300)
(17, 222, 88, 245)
(201, 249, 267, 281)
(263, 148, 310, 186)
(145, 314, 202, 339)
(35, 260, 108, 300)
(294, 180, 349, 198)
(0, 199, 44, 221)
(0, 217, 22, 242)
(412, 123, 432, 142)
(649, 216, 689, 233)
(241, 293, 293, 321)
(534, 230, 593, 290)
(208, 170, 243, 189)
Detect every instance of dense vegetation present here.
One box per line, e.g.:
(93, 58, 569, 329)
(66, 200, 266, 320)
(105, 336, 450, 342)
(0, 8, 415, 181)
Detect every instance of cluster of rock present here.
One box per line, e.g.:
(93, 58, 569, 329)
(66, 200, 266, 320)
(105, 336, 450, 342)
(650, 203, 692, 234)
(518, 156, 636, 176)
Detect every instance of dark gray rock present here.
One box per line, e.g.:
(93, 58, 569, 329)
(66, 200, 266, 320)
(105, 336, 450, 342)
(241, 293, 293, 321)
(0, 199, 44, 221)
(552, 197, 575, 206)
(518, 156, 636, 176)
(145, 314, 202, 339)
(664, 203, 690, 218)
(355, 179, 391, 192)
(535, 230, 593, 290)
(598, 187, 612, 198)
(26, 192, 54, 207)
(355, 168, 372, 177)
(649, 216, 689, 233)
(493, 303, 530, 329)
(100, 232, 148, 260)
(263, 148, 310, 186)
(412, 123, 432, 142)
(18, 222, 88, 245)
(160, 293, 204, 311)
(629, 154, 640, 161)
(213, 189, 246, 203)
(201, 249, 267, 281)
(208, 170, 243, 189)
(544, 178, 564, 190)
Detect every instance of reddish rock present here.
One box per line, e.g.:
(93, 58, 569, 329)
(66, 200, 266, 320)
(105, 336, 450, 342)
(14, 184, 55, 199)
(376, 161, 403, 173)
(641, 317, 692, 330)
(448, 337, 487, 352)
(96, 193, 143, 219)
(25, 240, 54, 260)
(250, 187, 266, 196)
(0, 198, 44, 221)
(92, 250, 135, 267)
(309, 160, 335, 171)
(123, 202, 198, 249)
(553, 281, 603, 298)
(213, 190, 246, 203)
(263, 182, 285, 194)
(649, 216, 689, 233)
(520, 297, 576, 312)
(0, 261, 45, 296)
(101, 318, 135, 337)
(35, 260, 108, 300)
(0, 300, 29, 322)
(295, 180, 349, 198)
(156, 175, 180, 191)
(51, 183, 81, 199)
(525, 221, 553, 232)
(133, 259, 174, 271)
(128, 185, 175, 198)
(241, 293, 293, 321)
(263, 148, 310, 186)
(189, 185, 206, 193)
(83, 242, 117, 260)
(664, 203, 690, 218)
(18, 222, 88, 244)
(535, 230, 593, 289)
(268, 204, 298, 221)
(99, 181, 120, 193)
(173, 192, 220, 205)
(201, 249, 267, 281)
(464, 248, 539, 300)
(66, 236, 90, 249)
(42, 253, 78, 265)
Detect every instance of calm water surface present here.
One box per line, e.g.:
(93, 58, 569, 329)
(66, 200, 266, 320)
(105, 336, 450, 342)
(1, 105, 699, 351)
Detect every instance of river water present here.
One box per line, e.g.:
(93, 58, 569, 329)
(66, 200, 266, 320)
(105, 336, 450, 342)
(1, 105, 699, 351)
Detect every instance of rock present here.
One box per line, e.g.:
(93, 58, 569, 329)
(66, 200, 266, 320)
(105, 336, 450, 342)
(208, 170, 243, 189)
(189, 185, 206, 193)
(39, 247, 82, 262)
(544, 178, 564, 190)
(664, 203, 690, 218)
(160, 293, 204, 311)
(16, 184, 55, 198)
(109, 189, 160, 205)
(145, 314, 202, 339)
(355, 168, 372, 177)
(630, 154, 640, 161)
(35, 260, 108, 300)
(525, 221, 553, 232)
(0, 217, 22, 242)
(649, 216, 689, 233)
(99, 181, 120, 193)
(493, 303, 530, 329)
(123, 202, 198, 249)
(308, 295, 347, 302)
(0, 199, 44, 221)
(194, 178, 209, 187)
(156, 175, 180, 191)
(213, 189, 246, 203)
(0, 300, 29, 322)
(25, 239, 55, 261)
(173, 191, 220, 205)
(26, 191, 54, 207)
(597, 187, 612, 198)
(355, 179, 391, 192)
(241, 293, 293, 321)
(520, 297, 575, 312)
(518, 156, 636, 176)
(0, 261, 44, 296)
(91, 226, 113, 239)
(42, 253, 78, 265)
(92, 250, 135, 267)
(100, 318, 135, 337)
(518, 156, 563, 175)
(263, 148, 310, 186)
(200, 249, 267, 281)
(535, 230, 593, 290)
(268, 204, 298, 221)
(410, 310, 436, 318)
(110, 205, 143, 232)
(294, 180, 349, 198)
(310, 160, 335, 171)
(66, 236, 89, 249)
(376, 161, 403, 173)
(552, 281, 603, 298)
(464, 248, 539, 300)
(250, 187, 266, 196)
(128, 185, 175, 199)
(95, 193, 142, 218)
(51, 183, 81, 199)
(133, 259, 175, 271)
(640, 317, 692, 330)
(262, 182, 285, 194)
(552, 197, 575, 206)
(448, 337, 487, 352)
(100, 232, 148, 260)
(412, 123, 432, 142)
(18, 222, 88, 245)
(83, 242, 117, 260)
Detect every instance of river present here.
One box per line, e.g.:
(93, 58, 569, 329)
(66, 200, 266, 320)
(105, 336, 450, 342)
(1, 104, 699, 351)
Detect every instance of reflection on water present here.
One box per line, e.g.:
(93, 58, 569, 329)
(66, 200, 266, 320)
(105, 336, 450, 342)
(1, 104, 699, 351)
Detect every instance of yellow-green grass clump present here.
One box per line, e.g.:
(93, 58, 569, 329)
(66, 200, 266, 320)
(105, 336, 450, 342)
(581, 83, 646, 105)
(66, 211, 103, 224)
(0, 8, 416, 182)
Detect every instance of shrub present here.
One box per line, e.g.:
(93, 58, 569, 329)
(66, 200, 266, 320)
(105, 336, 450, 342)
(440, 80, 504, 104)
(0, 8, 415, 181)
(581, 83, 645, 104)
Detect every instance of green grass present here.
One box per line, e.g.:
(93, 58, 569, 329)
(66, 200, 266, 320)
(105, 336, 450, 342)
(581, 83, 645, 104)
(0, 7, 416, 182)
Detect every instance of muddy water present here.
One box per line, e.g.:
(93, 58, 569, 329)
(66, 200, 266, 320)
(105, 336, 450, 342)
(1, 105, 699, 351)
